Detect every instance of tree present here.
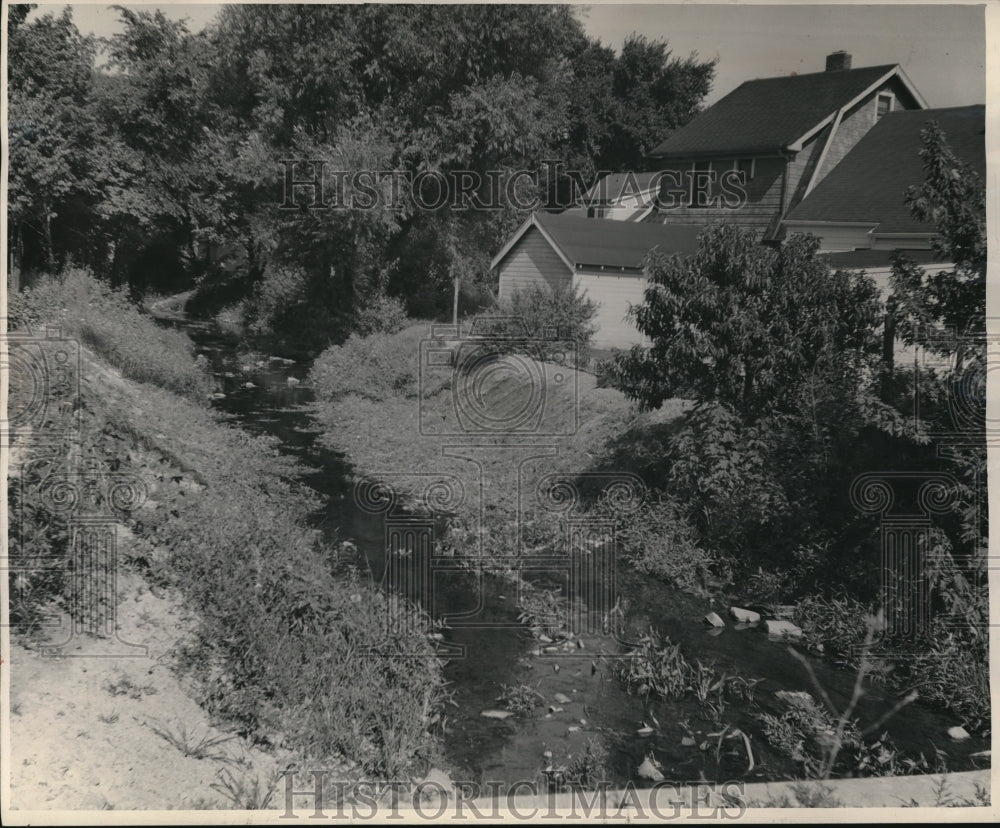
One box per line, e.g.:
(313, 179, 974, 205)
(604, 35, 715, 170)
(890, 123, 986, 372)
(888, 120, 987, 600)
(7, 8, 100, 274)
(614, 226, 883, 420)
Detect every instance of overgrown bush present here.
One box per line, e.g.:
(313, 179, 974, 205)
(472, 282, 598, 365)
(10, 268, 214, 399)
(352, 291, 409, 337)
(793, 594, 875, 663)
(309, 325, 428, 402)
(595, 493, 722, 595)
(894, 623, 990, 735)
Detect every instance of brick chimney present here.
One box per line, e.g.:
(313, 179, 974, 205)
(826, 51, 852, 72)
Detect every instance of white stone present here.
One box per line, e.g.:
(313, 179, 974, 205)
(703, 611, 725, 628)
(730, 607, 761, 624)
(637, 755, 664, 782)
(764, 619, 803, 638)
(948, 726, 971, 741)
(480, 709, 514, 720)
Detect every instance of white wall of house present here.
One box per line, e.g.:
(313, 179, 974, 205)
(573, 270, 650, 350)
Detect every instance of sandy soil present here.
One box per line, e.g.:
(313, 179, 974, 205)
(7, 526, 288, 811)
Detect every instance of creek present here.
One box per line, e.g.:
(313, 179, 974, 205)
(157, 313, 988, 788)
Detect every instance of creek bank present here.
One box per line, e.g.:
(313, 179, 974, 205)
(160, 314, 990, 789)
(8, 339, 446, 807)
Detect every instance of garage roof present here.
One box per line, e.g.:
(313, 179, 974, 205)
(492, 212, 705, 273)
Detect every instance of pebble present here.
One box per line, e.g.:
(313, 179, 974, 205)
(553, 693, 571, 705)
(480, 709, 514, 720)
(548, 705, 563, 714)
(948, 725, 971, 741)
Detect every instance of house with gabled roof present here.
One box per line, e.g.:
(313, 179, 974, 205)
(491, 211, 703, 348)
(643, 51, 927, 238)
(567, 172, 662, 222)
(785, 105, 985, 253)
(785, 104, 985, 308)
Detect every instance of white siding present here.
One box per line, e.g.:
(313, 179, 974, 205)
(783, 222, 876, 252)
(574, 270, 651, 349)
(497, 227, 571, 302)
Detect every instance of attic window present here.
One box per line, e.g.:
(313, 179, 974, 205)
(877, 93, 893, 120)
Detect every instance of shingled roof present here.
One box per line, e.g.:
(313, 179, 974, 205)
(491, 212, 704, 273)
(786, 105, 985, 234)
(650, 64, 917, 159)
(584, 172, 662, 203)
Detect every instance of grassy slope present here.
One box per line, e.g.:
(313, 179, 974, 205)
(308, 323, 690, 585)
(9, 282, 448, 784)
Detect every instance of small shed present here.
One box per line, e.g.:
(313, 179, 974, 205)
(491, 212, 703, 349)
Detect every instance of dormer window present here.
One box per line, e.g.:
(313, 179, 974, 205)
(877, 93, 894, 120)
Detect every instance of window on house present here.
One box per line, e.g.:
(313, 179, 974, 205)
(877, 93, 893, 119)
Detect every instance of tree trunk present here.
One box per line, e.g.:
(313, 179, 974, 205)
(9, 224, 23, 292)
(881, 297, 896, 402)
(43, 206, 55, 272)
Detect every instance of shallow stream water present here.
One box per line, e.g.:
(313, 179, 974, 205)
(157, 314, 989, 788)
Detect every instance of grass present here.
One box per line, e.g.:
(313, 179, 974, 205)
(147, 719, 235, 760)
(210, 766, 285, 810)
(497, 683, 545, 717)
(307, 322, 647, 624)
(9, 268, 214, 399)
(8, 287, 449, 780)
(103, 674, 157, 700)
(616, 627, 692, 701)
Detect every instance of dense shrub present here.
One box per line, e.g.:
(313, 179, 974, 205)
(473, 282, 598, 365)
(10, 268, 214, 399)
(595, 493, 722, 595)
(351, 291, 409, 337)
(309, 325, 428, 402)
(792, 594, 876, 662)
